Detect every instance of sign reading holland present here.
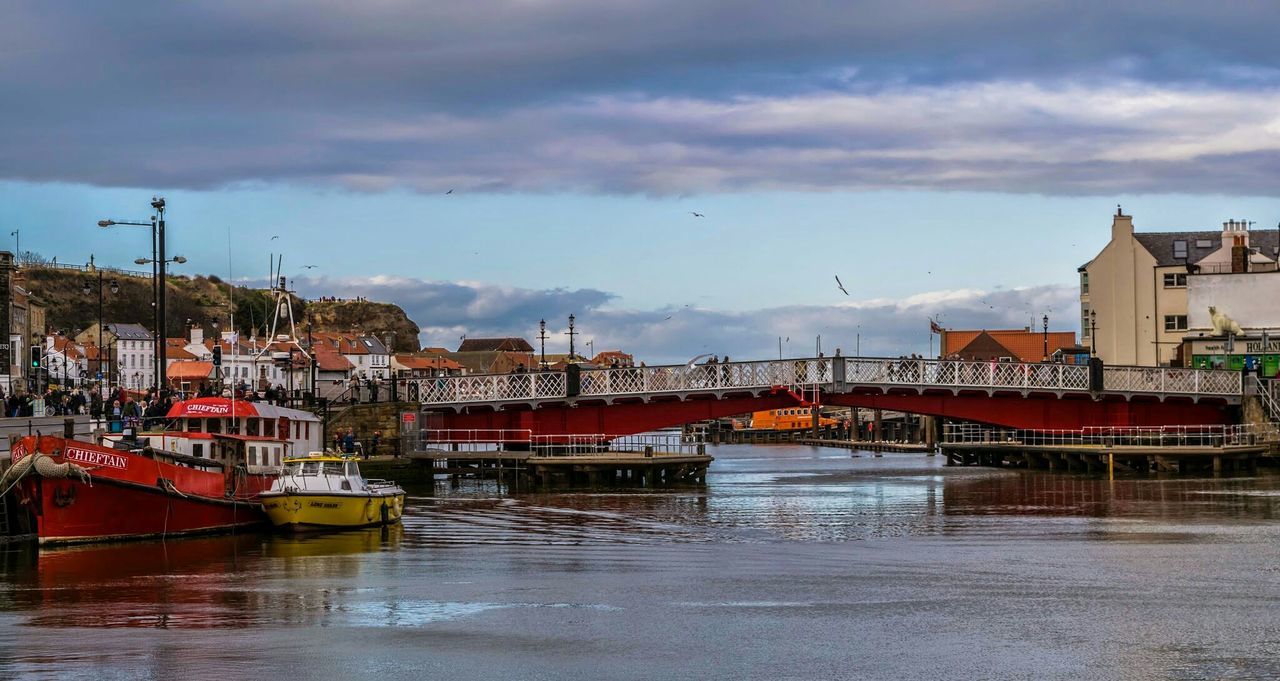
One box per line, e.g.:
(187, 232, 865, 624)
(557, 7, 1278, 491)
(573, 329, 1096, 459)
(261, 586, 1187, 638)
(63, 445, 128, 470)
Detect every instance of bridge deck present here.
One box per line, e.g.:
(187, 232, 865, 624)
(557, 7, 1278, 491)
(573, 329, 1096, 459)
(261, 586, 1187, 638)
(403, 356, 1242, 410)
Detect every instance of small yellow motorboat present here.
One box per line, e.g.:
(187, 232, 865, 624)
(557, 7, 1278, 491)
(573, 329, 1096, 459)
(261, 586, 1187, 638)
(260, 453, 406, 531)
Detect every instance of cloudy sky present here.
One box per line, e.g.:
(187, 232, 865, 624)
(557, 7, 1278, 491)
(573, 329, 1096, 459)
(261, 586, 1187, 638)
(5, 1, 1280, 362)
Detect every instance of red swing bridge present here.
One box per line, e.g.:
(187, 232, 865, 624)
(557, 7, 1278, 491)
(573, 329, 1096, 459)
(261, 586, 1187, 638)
(398, 356, 1244, 441)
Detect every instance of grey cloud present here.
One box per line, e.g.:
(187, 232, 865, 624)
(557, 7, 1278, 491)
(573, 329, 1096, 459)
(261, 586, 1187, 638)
(5, 2, 1280, 193)
(300, 274, 1079, 363)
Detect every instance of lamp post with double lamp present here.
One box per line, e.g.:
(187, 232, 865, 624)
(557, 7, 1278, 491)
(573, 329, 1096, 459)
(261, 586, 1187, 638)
(1042, 314, 1049, 362)
(135, 253, 186, 391)
(82, 273, 120, 393)
(99, 197, 168, 389)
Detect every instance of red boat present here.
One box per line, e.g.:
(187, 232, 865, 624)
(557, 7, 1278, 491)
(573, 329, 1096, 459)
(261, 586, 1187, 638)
(6, 435, 274, 546)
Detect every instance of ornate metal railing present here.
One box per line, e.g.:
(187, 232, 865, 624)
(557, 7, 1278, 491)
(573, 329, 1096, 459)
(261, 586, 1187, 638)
(843, 358, 1091, 391)
(1101, 366, 1241, 396)
(408, 357, 1243, 406)
(404, 371, 567, 404)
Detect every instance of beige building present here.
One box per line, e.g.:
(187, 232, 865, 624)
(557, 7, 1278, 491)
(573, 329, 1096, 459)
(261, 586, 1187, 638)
(1080, 209, 1279, 366)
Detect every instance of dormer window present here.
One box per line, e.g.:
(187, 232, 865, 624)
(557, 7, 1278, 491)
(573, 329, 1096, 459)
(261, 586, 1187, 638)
(1195, 239, 1213, 248)
(1173, 240, 1188, 259)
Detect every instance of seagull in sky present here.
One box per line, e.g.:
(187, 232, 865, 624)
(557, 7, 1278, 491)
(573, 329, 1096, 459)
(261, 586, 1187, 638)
(835, 275, 849, 296)
(270, 235, 279, 241)
(446, 189, 453, 195)
(302, 265, 318, 269)
(690, 211, 704, 218)
(664, 315, 673, 321)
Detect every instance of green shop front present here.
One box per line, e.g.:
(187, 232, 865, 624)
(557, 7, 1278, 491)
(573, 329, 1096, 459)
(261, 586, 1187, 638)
(1184, 336, 1280, 374)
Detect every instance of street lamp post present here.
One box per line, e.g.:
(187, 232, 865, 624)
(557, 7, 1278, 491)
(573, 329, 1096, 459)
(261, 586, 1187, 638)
(99, 198, 168, 391)
(565, 314, 577, 361)
(1090, 311, 1098, 357)
(83, 273, 120, 394)
(135, 251, 185, 392)
(538, 319, 547, 368)
(1042, 314, 1049, 362)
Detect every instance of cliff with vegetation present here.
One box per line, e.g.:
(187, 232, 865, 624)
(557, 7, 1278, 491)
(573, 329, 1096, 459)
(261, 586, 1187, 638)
(18, 266, 421, 352)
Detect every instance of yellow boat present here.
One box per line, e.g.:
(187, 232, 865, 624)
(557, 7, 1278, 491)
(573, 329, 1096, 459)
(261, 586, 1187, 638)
(259, 453, 406, 531)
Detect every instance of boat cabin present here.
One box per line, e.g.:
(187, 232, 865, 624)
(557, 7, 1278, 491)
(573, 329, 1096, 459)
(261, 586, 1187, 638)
(274, 454, 371, 493)
(105, 397, 323, 470)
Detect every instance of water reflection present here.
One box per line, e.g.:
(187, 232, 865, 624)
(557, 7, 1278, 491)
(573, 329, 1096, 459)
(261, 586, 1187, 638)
(1, 443, 1279, 680)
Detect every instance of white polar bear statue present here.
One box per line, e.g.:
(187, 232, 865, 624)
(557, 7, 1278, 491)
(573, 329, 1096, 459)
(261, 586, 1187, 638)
(1209, 306, 1244, 336)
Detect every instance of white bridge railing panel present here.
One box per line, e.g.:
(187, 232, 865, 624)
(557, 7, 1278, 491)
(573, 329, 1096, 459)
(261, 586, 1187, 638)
(409, 356, 1243, 406)
(1102, 366, 1241, 396)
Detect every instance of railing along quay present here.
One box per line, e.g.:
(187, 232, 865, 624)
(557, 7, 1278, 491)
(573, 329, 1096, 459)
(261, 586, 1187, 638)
(405, 356, 1243, 407)
(940, 422, 1277, 475)
(942, 423, 1279, 449)
(402, 429, 710, 487)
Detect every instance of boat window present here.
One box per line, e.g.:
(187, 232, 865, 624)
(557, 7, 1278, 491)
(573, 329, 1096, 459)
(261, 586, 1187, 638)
(248, 445, 257, 465)
(263, 419, 276, 438)
(345, 462, 360, 477)
(284, 462, 303, 476)
(229, 418, 241, 435)
(300, 461, 320, 476)
(322, 462, 344, 476)
(186, 418, 201, 433)
(193, 444, 204, 458)
(246, 418, 260, 436)
(207, 418, 222, 434)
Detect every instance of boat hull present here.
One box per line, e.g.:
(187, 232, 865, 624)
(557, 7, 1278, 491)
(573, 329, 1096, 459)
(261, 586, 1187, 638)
(9, 436, 269, 546)
(23, 477, 263, 545)
(260, 491, 405, 531)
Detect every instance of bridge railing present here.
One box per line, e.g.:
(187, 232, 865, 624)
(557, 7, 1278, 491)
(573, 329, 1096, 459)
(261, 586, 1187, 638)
(405, 371, 568, 404)
(1101, 365, 1241, 396)
(577, 359, 824, 397)
(408, 356, 1244, 406)
(843, 358, 1091, 392)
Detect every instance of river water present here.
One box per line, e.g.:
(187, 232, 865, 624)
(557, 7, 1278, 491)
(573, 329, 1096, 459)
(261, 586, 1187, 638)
(3, 443, 1280, 680)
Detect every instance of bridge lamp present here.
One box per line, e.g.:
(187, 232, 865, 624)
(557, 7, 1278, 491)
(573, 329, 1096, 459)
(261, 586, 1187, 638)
(1042, 314, 1049, 362)
(1089, 311, 1098, 357)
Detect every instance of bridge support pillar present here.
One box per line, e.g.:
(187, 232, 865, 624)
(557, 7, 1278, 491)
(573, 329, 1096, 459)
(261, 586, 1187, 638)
(873, 410, 883, 442)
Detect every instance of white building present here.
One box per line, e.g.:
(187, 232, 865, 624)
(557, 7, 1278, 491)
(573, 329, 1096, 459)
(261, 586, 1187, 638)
(43, 335, 88, 387)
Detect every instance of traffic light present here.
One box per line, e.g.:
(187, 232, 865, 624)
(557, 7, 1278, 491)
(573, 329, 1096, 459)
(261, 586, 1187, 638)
(30, 345, 41, 369)
(212, 345, 222, 366)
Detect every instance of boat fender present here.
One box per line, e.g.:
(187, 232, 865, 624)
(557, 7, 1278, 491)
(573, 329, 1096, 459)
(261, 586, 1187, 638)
(380, 501, 389, 524)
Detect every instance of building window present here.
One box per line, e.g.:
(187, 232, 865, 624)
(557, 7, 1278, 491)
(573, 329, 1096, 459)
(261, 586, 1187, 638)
(1081, 306, 1091, 338)
(1164, 315, 1188, 332)
(1162, 273, 1187, 288)
(1080, 272, 1089, 294)
(1173, 241, 1188, 259)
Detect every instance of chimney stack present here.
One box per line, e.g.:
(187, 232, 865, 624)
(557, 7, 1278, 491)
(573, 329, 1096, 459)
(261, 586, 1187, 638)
(1232, 234, 1249, 273)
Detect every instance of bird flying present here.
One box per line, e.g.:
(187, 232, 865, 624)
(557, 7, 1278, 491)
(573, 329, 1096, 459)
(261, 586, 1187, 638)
(270, 235, 279, 241)
(835, 275, 849, 296)
(690, 211, 704, 218)
(446, 189, 453, 195)
(664, 315, 673, 321)
(302, 265, 318, 269)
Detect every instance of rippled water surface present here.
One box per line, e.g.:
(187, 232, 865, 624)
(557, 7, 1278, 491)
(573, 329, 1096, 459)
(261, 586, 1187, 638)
(4, 444, 1280, 680)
